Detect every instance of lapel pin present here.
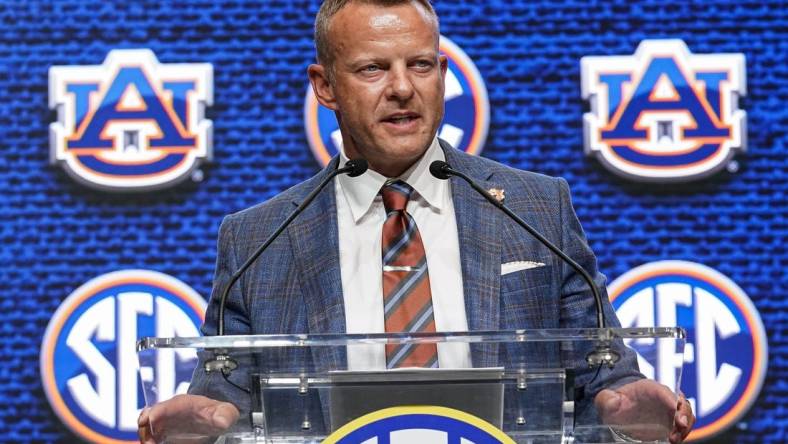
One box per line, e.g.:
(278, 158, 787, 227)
(488, 187, 505, 203)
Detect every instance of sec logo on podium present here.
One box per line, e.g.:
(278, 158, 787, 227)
(324, 406, 515, 444)
(304, 35, 489, 166)
(40, 270, 206, 443)
(609, 261, 768, 441)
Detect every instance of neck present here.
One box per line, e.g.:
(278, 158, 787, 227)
(347, 145, 432, 178)
(368, 159, 415, 178)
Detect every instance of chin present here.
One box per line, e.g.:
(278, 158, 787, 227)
(388, 144, 429, 161)
(393, 136, 432, 153)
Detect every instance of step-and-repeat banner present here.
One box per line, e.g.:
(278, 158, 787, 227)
(1, 0, 784, 442)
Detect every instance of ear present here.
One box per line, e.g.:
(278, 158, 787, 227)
(308, 64, 338, 111)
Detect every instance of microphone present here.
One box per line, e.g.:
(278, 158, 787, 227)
(429, 160, 620, 367)
(205, 158, 368, 375)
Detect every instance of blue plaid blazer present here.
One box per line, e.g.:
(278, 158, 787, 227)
(188, 140, 640, 428)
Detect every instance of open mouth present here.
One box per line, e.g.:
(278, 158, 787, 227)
(389, 116, 415, 123)
(383, 113, 420, 125)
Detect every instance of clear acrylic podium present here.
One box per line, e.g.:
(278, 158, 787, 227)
(138, 327, 685, 443)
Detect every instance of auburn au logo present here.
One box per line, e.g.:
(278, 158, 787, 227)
(305, 35, 489, 166)
(609, 261, 768, 441)
(581, 40, 746, 182)
(49, 49, 213, 191)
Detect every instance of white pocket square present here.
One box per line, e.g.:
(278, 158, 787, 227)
(501, 261, 546, 275)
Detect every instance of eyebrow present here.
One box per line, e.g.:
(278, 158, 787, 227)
(347, 50, 438, 63)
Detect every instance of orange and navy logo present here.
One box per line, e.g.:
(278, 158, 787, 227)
(304, 35, 489, 166)
(49, 50, 213, 191)
(324, 406, 515, 444)
(581, 40, 746, 182)
(40, 270, 206, 443)
(608, 261, 768, 441)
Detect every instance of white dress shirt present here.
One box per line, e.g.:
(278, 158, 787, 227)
(335, 138, 472, 370)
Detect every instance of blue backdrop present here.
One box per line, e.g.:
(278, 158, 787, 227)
(0, 0, 785, 441)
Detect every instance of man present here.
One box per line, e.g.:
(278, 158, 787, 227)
(139, 1, 695, 442)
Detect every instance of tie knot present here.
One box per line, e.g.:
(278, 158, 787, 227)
(381, 181, 413, 212)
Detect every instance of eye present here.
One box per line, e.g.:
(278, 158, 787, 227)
(412, 59, 434, 71)
(361, 64, 380, 73)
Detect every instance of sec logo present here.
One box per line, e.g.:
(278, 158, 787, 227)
(304, 35, 489, 166)
(40, 270, 206, 443)
(324, 406, 514, 444)
(49, 49, 213, 192)
(608, 261, 768, 441)
(581, 40, 746, 182)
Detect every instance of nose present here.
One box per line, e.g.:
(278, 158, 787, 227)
(386, 65, 415, 102)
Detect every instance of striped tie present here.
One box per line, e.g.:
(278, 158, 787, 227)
(380, 181, 438, 369)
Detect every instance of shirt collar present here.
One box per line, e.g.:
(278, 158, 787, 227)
(337, 137, 447, 223)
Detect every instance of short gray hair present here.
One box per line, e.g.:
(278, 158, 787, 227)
(314, 0, 439, 74)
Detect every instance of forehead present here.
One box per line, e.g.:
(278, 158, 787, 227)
(328, 2, 439, 57)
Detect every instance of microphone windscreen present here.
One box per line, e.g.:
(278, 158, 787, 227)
(429, 160, 452, 180)
(346, 159, 368, 177)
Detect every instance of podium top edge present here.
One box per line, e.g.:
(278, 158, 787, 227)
(136, 327, 685, 352)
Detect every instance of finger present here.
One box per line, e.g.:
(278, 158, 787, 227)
(147, 405, 173, 441)
(676, 391, 687, 410)
(138, 423, 155, 444)
(669, 414, 685, 443)
(594, 389, 622, 409)
(138, 407, 150, 426)
(670, 396, 693, 443)
(138, 407, 154, 444)
(210, 402, 240, 430)
(594, 389, 626, 425)
(679, 401, 695, 439)
(671, 403, 688, 444)
(189, 401, 240, 435)
(181, 400, 240, 436)
(676, 413, 689, 429)
(654, 384, 679, 409)
(671, 412, 693, 442)
(146, 395, 239, 440)
(138, 427, 156, 444)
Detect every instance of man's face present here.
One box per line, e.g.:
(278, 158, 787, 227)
(309, 2, 447, 177)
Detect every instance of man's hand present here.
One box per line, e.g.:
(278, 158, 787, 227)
(137, 394, 240, 444)
(595, 379, 695, 443)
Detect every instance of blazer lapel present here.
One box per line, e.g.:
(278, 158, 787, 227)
(442, 141, 502, 367)
(287, 157, 347, 369)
